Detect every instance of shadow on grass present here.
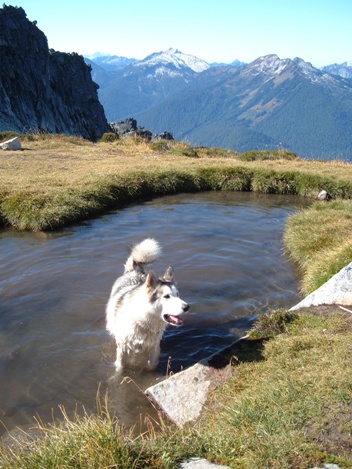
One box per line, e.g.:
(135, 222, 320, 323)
(207, 337, 266, 369)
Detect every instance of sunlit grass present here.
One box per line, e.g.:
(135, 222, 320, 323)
(284, 199, 352, 294)
(192, 311, 352, 469)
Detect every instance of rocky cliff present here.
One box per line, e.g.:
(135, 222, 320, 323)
(0, 5, 109, 140)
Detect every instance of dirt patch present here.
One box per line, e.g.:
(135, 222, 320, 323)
(305, 403, 352, 459)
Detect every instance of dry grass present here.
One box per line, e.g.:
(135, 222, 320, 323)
(0, 136, 236, 196)
(1, 135, 352, 196)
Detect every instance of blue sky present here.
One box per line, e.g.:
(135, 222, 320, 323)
(5, 0, 352, 67)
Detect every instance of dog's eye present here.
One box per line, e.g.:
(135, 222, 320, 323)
(164, 294, 171, 299)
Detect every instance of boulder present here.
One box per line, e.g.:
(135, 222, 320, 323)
(0, 136, 21, 150)
(145, 336, 244, 427)
(317, 190, 330, 200)
(290, 261, 352, 310)
(152, 131, 174, 142)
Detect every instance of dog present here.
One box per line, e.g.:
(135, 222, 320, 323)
(106, 238, 189, 373)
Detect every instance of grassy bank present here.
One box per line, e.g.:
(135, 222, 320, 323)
(1, 134, 352, 233)
(1, 133, 352, 293)
(1, 309, 351, 468)
(284, 199, 352, 294)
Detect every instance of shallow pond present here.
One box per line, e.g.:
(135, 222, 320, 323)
(0, 191, 309, 434)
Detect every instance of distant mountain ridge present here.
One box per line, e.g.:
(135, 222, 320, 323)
(89, 48, 213, 121)
(86, 53, 136, 71)
(88, 50, 352, 159)
(322, 61, 352, 79)
(139, 54, 352, 159)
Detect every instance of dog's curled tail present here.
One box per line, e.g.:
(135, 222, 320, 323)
(124, 238, 161, 273)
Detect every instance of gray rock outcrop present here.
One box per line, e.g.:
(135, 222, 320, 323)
(110, 117, 174, 141)
(110, 117, 137, 135)
(0, 5, 109, 140)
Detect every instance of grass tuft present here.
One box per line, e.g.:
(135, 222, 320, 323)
(248, 308, 299, 340)
(239, 149, 299, 162)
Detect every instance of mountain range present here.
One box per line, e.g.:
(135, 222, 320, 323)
(87, 50, 352, 160)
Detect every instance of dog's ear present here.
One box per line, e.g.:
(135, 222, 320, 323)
(146, 269, 158, 291)
(162, 266, 175, 282)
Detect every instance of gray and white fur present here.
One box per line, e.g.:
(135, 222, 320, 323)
(106, 238, 189, 372)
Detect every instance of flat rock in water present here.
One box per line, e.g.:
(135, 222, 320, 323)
(146, 362, 212, 427)
(145, 337, 249, 427)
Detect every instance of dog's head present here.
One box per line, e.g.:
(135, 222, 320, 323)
(145, 266, 189, 326)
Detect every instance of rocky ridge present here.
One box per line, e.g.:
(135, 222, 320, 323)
(0, 5, 109, 140)
(109, 117, 174, 141)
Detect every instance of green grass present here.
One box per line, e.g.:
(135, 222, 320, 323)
(3, 165, 352, 231)
(190, 311, 352, 469)
(1, 310, 351, 468)
(284, 199, 352, 294)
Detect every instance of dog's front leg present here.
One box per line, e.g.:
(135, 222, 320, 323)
(114, 345, 127, 373)
(148, 343, 161, 371)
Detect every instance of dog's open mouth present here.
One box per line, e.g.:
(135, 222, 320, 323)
(163, 314, 183, 326)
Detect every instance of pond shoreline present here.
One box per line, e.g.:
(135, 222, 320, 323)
(2, 165, 352, 232)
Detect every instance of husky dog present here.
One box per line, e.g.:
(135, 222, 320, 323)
(106, 238, 189, 372)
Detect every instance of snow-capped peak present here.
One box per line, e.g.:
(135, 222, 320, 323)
(246, 54, 291, 75)
(244, 54, 343, 89)
(134, 48, 210, 73)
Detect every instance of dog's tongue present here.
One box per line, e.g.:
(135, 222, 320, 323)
(164, 314, 183, 326)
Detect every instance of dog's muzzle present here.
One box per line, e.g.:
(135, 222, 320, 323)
(163, 303, 189, 326)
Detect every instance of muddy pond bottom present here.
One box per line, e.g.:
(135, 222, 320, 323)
(0, 191, 309, 434)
